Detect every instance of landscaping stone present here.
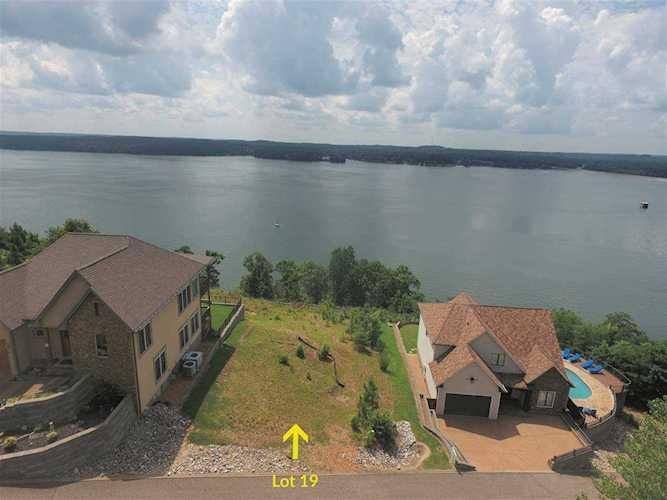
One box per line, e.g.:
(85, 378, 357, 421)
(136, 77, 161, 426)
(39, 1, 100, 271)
(354, 420, 418, 470)
(169, 444, 309, 475)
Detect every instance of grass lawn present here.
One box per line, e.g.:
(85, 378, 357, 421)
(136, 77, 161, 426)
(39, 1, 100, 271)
(185, 298, 449, 471)
(380, 325, 450, 469)
(209, 303, 236, 331)
(399, 323, 419, 354)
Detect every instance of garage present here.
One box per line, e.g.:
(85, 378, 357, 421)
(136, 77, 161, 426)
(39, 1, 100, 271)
(443, 393, 491, 417)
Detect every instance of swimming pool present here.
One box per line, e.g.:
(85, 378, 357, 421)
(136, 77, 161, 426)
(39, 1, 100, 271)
(566, 368, 592, 399)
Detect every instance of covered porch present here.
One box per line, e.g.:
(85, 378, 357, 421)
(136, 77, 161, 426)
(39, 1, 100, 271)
(7, 324, 74, 378)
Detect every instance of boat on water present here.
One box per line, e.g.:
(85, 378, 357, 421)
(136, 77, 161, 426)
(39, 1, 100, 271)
(274, 222, 280, 228)
(640, 201, 649, 209)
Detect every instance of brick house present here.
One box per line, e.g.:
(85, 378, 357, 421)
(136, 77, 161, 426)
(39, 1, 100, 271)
(417, 292, 572, 419)
(0, 233, 214, 412)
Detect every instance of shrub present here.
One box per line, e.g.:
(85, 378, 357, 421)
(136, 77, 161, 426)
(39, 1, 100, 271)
(348, 309, 382, 352)
(379, 350, 390, 372)
(318, 344, 331, 361)
(3, 437, 17, 453)
(89, 382, 125, 414)
(46, 431, 59, 444)
(371, 413, 397, 452)
(296, 344, 306, 359)
(278, 354, 290, 366)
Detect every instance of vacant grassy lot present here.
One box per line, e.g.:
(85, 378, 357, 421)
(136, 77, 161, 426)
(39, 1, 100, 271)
(400, 323, 419, 354)
(185, 299, 449, 471)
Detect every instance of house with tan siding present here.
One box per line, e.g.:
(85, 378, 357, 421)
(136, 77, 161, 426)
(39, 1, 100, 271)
(0, 233, 213, 412)
(417, 292, 572, 419)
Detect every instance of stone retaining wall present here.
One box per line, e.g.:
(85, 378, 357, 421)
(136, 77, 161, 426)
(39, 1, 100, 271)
(0, 395, 136, 480)
(549, 446, 595, 473)
(0, 373, 95, 432)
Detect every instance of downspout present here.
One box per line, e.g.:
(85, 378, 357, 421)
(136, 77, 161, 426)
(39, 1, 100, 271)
(129, 332, 142, 415)
(9, 328, 21, 377)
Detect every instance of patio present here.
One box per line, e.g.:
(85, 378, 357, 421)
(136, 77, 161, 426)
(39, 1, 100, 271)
(565, 360, 616, 424)
(0, 370, 79, 404)
(437, 414, 586, 471)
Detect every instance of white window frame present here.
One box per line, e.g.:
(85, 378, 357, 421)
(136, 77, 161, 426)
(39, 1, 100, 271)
(179, 324, 190, 350)
(154, 348, 167, 382)
(177, 283, 193, 314)
(536, 390, 556, 408)
(493, 352, 506, 367)
(190, 311, 200, 337)
(95, 334, 109, 358)
(137, 322, 152, 354)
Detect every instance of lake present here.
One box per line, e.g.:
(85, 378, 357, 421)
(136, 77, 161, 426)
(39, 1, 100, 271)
(1, 149, 665, 339)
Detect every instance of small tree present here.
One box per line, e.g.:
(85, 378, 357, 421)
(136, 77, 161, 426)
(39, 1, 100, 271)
(296, 344, 306, 359)
(240, 252, 274, 298)
(351, 379, 396, 452)
(348, 308, 382, 352)
(205, 250, 225, 288)
(278, 354, 289, 366)
(318, 344, 331, 361)
(596, 395, 667, 499)
(379, 350, 390, 372)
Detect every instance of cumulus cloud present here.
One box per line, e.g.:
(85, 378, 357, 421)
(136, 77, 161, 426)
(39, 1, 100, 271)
(0, 0, 665, 154)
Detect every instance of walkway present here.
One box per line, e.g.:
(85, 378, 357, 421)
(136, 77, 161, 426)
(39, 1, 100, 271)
(0, 472, 600, 499)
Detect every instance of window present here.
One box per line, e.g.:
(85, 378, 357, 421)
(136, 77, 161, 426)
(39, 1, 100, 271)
(34, 329, 45, 337)
(154, 349, 167, 382)
(536, 390, 556, 408)
(179, 324, 190, 350)
(177, 284, 193, 314)
(190, 311, 200, 336)
(493, 353, 506, 366)
(94, 302, 100, 316)
(138, 323, 152, 354)
(192, 278, 199, 298)
(95, 334, 109, 357)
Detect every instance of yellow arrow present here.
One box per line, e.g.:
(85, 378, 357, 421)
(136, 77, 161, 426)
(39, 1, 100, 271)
(282, 424, 309, 460)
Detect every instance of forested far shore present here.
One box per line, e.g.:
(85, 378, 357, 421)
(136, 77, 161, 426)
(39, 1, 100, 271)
(1, 132, 666, 178)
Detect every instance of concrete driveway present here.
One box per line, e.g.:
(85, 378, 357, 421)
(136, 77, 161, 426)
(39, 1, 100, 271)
(437, 414, 585, 471)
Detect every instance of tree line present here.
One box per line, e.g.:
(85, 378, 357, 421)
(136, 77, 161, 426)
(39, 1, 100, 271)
(239, 246, 424, 315)
(2, 132, 665, 177)
(553, 309, 667, 409)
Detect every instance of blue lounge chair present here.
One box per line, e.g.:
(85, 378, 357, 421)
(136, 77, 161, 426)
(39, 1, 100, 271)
(588, 364, 604, 374)
(582, 407, 597, 418)
(562, 348, 571, 359)
(568, 353, 582, 362)
(581, 359, 595, 369)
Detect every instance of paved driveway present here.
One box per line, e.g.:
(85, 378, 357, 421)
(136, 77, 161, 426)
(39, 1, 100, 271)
(438, 414, 585, 471)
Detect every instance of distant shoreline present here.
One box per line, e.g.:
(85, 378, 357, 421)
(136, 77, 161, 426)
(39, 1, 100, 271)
(1, 132, 666, 178)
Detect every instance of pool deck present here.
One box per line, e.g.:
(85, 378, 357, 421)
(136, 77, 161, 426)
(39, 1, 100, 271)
(565, 359, 615, 424)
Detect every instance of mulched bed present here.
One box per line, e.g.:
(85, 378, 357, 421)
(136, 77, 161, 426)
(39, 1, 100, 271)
(3, 408, 107, 454)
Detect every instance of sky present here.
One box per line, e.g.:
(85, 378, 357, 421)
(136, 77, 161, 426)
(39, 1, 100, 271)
(0, 0, 665, 154)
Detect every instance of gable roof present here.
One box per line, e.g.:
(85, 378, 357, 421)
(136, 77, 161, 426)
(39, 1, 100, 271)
(419, 293, 567, 386)
(0, 233, 206, 332)
(429, 344, 507, 392)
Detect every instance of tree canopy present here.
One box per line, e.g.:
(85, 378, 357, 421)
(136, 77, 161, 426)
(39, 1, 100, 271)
(240, 252, 274, 299)
(596, 396, 667, 499)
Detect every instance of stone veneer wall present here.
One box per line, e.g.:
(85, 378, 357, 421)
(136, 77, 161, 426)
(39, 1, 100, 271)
(528, 369, 570, 414)
(68, 293, 137, 395)
(0, 395, 136, 480)
(0, 373, 94, 432)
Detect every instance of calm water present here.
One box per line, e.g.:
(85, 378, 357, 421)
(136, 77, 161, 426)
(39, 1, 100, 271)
(1, 150, 665, 338)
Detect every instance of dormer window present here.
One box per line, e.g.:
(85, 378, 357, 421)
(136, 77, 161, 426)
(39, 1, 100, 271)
(493, 353, 506, 366)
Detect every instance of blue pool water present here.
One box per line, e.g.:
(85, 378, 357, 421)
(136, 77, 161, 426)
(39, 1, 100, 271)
(566, 368, 592, 399)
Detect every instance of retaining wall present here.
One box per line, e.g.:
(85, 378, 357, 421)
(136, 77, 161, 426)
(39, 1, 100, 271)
(0, 394, 136, 480)
(0, 373, 95, 432)
(549, 446, 595, 473)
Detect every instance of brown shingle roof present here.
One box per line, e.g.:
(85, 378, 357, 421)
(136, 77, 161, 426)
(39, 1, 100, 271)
(0, 233, 206, 332)
(178, 253, 215, 266)
(429, 344, 507, 391)
(420, 293, 567, 387)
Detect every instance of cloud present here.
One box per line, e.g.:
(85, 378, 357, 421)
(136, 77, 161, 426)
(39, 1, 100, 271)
(0, 0, 665, 154)
(0, 1, 170, 55)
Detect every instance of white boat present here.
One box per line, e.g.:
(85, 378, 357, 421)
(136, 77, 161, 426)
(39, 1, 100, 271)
(274, 222, 280, 228)
(640, 201, 649, 209)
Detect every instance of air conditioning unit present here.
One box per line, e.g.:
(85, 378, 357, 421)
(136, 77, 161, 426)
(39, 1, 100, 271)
(184, 351, 204, 370)
(182, 360, 198, 377)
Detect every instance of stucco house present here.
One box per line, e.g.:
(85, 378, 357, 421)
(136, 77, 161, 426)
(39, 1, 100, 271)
(0, 233, 214, 412)
(417, 292, 571, 419)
